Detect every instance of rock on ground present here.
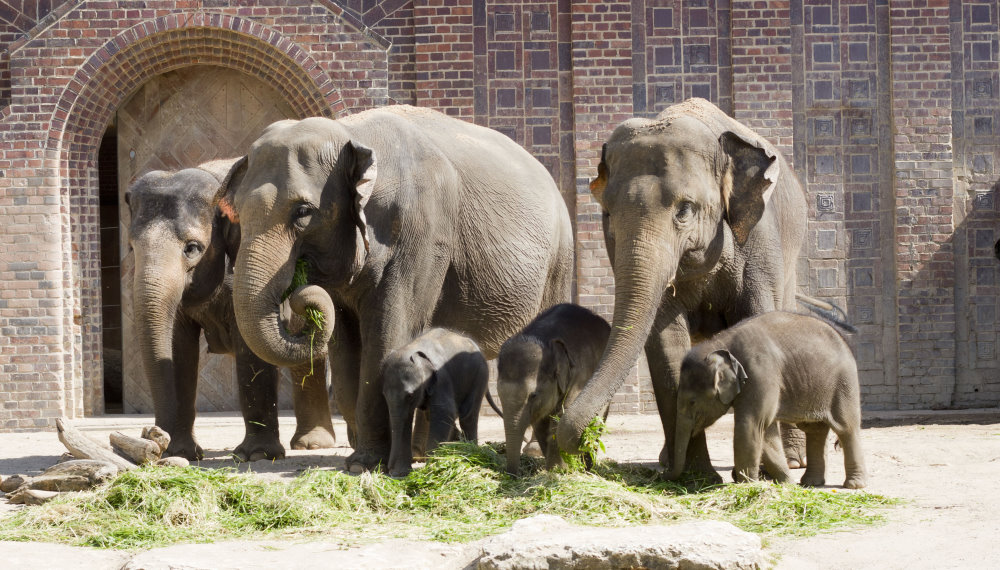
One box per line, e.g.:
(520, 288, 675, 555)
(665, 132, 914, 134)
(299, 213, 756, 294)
(477, 515, 762, 570)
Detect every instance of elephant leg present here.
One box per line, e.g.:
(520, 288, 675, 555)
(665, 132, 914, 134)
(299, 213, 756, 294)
(166, 317, 203, 460)
(834, 427, 868, 489)
(536, 418, 562, 470)
(646, 318, 721, 481)
(329, 309, 361, 449)
(289, 357, 336, 450)
(425, 395, 459, 455)
(799, 422, 830, 487)
(412, 409, 429, 460)
(781, 422, 808, 469)
(732, 415, 766, 483)
(232, 342, 283, 462)
(759, 422, 793, 484)
(345, 334, 402, 472)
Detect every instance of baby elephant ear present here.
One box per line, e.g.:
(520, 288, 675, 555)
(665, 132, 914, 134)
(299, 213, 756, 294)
(711, 349, 748, 406)
(343, 141, 377, 254)
(550, 338, 576, 394)
(719, 131, 779, 246)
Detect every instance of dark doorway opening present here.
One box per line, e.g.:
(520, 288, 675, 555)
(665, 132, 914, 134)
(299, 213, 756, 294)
(98, 122, 123, 413)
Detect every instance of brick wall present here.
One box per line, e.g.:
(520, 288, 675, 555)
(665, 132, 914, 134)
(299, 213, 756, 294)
(1, 0, 999, 430)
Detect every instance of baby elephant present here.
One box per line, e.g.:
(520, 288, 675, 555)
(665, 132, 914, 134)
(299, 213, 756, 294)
(498, 303, 611, 475)
(381, 328, 489, 477)
(666, 311, 867, 489)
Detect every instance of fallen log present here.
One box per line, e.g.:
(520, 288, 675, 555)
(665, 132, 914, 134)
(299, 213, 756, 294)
(141, 426, 171, 455)
(56, 418, 135, 473)
(7, 488, 61, 505)
(154, 456, 190, 468)
(110, 431, 161, 465)
(1, 474, 26, 493)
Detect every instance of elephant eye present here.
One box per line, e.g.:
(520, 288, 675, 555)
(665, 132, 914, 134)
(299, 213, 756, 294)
(183, 241, 203, 259)
(676, 201, 694, 219)
(292, 204, 314, 227)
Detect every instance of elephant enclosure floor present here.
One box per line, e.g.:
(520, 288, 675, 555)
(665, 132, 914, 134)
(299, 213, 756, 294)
(1, 408, 999, 568)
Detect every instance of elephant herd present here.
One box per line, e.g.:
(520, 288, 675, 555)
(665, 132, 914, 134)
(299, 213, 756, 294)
(127, 98, 867, 489)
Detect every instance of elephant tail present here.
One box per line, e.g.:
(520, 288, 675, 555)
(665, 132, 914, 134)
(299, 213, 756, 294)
(485, 389, 503, 418)
(795, 293, 858, 334)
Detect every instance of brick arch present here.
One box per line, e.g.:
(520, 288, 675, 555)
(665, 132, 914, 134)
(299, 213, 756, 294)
(52, 14, 349, 414)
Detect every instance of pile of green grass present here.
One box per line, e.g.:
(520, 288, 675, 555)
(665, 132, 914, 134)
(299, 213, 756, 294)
(0, 442, 896, 550)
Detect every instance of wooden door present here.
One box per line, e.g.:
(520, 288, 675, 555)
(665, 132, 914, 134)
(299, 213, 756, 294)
(116, 65, 298, 413)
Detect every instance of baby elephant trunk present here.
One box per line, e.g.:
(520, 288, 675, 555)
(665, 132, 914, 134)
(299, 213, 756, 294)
(665, 415, 694, 480)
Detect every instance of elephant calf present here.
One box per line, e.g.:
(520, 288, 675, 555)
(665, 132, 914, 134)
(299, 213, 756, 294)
(666, 311, 867, 489)
(498, 303, 611, 476)
(381, 328, 489, 477)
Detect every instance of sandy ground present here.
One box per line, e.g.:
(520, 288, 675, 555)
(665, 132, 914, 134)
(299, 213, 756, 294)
(1, 409, 999, 568)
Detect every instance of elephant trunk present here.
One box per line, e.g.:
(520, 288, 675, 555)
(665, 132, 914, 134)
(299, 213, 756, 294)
(556, 226, 673, 454)
(387, 404, 414, 477)
(666, 415, 694, 480)
(504, 404, 533, 476)
(233, 228, 335, 367)
(132, 249, 184, 434)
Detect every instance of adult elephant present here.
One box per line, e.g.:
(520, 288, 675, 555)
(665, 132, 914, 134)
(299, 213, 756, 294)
(216, 105, 573, 471)
(126, 160, 334, 461)
(555, 98, 808, 480)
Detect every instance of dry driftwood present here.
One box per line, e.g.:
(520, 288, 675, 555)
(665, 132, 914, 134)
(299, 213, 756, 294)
(110, 431, 161, 465)
(141, 426, 171, 454)
(154, 456, 190, 468)
(1, 474, 26, 493)
(38, 460, 117, 487)
(56, 418, 135, 473)
(7, 488, 61, 505)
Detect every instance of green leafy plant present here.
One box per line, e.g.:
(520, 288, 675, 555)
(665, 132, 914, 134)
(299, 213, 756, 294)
(558, 415, 608, 471)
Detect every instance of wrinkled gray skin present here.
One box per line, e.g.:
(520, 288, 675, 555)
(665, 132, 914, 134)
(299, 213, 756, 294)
(665, 312, 867, 489)
(126, 161, 334, 461)
(381, 328, 489, 477)
(217, 105, 573, 471)
(498, 304, 611, 476)
(555, 98, 808, 481)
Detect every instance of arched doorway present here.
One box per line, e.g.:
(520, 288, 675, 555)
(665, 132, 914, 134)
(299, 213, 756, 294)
(100, 65, 298, 413)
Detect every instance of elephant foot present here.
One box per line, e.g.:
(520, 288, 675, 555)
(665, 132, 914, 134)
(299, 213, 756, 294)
(781, 423, 808, 469)
(800, 473, 826, 487)
(843, 475, 867, 490)
(345, 447, 390, 473)
(165, 436, 204, 461)
(233, 433, 286, 462)
(290, 426, 336, 450)
(659, 443, 721, 484)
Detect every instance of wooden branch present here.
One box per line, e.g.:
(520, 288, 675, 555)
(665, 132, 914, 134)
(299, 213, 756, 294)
(7, 488, 61, 505)
(110, 431, 161, 465)
(141, 426, 171, 455)
(0, 474, 23, 493)
(56, 418, 135, 473)
(154, 456, 190, 467)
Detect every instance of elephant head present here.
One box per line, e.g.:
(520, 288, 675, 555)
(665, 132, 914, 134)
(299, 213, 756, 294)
(381, 352, 437, 477)
(214, 118, 370, 367)
(556, 99, 780, 456)
(666, 349, 746, 480)
(498, 336, 577, 476)
(125, 161, 237, 440)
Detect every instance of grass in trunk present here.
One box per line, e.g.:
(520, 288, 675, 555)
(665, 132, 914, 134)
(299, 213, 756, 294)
(0, 442, 896, 550)
(282, 258, 325, 381)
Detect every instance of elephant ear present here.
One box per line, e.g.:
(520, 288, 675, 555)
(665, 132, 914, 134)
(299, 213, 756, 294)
(214, 156, 248, 224)
(719, 131, 780, 246)
(588, 143, 609, 204)
(550, 339, 576, 394)
(342, 140, 377, 255)
(711, 349, 748, 406)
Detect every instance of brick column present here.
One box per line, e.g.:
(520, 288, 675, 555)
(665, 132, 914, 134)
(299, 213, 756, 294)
(570, 0, 636, 412)
(413, 0, 475, 117)
(729, 1, 794, 156)
(890, 1, 956, 408)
